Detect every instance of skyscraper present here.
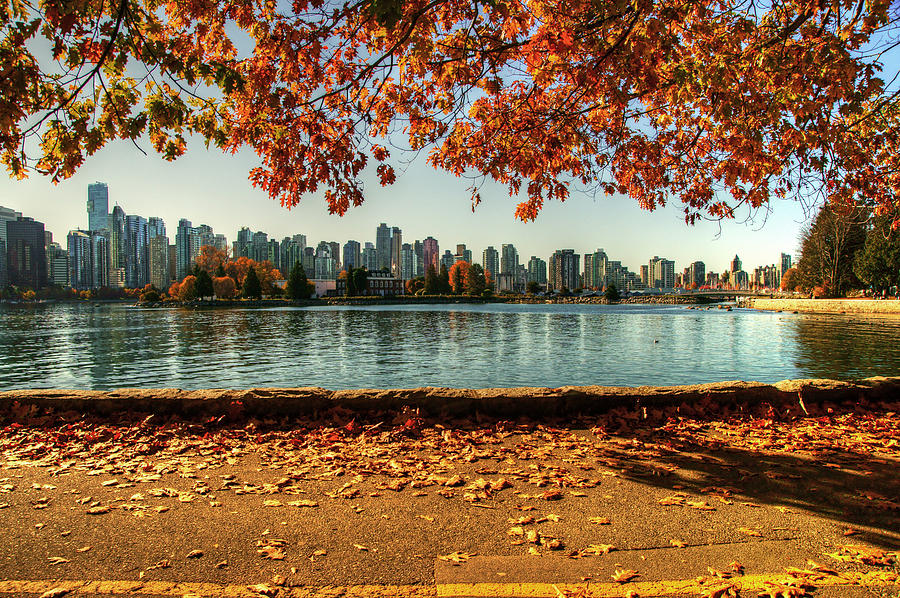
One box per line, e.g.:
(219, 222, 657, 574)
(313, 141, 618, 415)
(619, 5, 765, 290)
(343, 240, 361, 271)
(87, 182, 109, 232)
(7, 217, 47, 289)
(583, 249, 608, 289)
(648, 256, 675, 289)
(500, 244, 518, 275)
(108, 206, 126, 271)
(731, 254, 742, 274)
(391, 227, 402, 277)
(440, 250, 455, 271)
(149, 235, 169, 290)
(67, 230, 108, 290)
(362, 242, 378, 271)
(423, 237, 439, 274)
(527, 257, 547, 286)
(413, 240, 424, 277)
(0, 205, 22, 287)
(780, 253, 792, 276)
(46, 242, 69, 287)
(148, 217, 166, 240)
(400, 243, 414, 281)
(548, 249, 579, 291)
(175, 219, 200, 280)
(376, 223, 392, 271)
(125, 215, 149, 288)
(482, 246, 499, 280)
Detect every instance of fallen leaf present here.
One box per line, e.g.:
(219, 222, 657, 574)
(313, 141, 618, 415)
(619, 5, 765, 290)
(39, 588, 71, 598)
(248, 584, 277, 597)
(612, 569, 639, 583)
(438, 551, 476, 563)
(86, 505, 111, 515)
(286, 499, 318, 507)
(670, 539, 687, 548)
(589, 517, 611, 525)
(582, 544, 615, 556)
(263, 499, 283, 507)
(738, 527, 762, 537)
(76, 546, 91, 553)
(186, 549, 203, 558)
(146, 559, 171, 570)
(48, 557, 70, 565)
(353, 543, 369, 551)
(215, 560, 228, 568)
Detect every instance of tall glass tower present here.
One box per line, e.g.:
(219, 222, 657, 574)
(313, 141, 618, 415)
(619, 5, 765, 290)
(87, 182, 109, 232)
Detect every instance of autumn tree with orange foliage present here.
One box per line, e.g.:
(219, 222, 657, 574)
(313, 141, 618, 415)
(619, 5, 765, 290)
(213, 276, 238, 299)
(195, 246, 228, 274)
(223, 257, 283, 296)
(6, 0, 900, 225)
(448, 261, 470, 294)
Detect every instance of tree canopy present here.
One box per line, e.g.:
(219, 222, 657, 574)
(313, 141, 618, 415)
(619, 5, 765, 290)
(5, 0, 900, 224)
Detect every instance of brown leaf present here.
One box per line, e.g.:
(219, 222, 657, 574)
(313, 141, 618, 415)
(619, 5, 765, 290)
(47, 557, 70, 565)
(589, 517, 611, 525)
(248, 584, 278, 597)
(286, 499, 318, 507)
(581, 544, 615, 556)
(76, 546, 91, 553)
(738, 527, 762, 537)
(612, 569, 639, 583)
(215, 560, 228, 568)
(86, 505, 111, 515)
(146, 559, 171, 570)
(186, 549, 203, 558)
(541, 490, 564, 501)
(438, 551, 476, 563)
(353, 543, 369, 551)
(670, 539, 687, 548)
(39, 589, 71, 598)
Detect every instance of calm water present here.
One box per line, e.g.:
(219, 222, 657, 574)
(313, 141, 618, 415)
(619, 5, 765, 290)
(1, 302, 898, 390)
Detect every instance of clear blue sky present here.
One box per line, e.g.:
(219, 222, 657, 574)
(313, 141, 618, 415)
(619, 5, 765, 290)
(0, 134, 809, 275)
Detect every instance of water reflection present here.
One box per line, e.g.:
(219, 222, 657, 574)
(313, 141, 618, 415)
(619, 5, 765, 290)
(1, 303, 898, 390)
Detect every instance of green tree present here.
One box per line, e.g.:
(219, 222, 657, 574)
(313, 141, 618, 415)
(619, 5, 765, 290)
(465, 263, 487, 296)
(242, 266, 262, 300)
(854, 217, 900, 294)
(526, 281, 541, 294)
(196, 269, 214, 299)
(439, 264, 451, 294)
(352, 268, 369, 296)
(286, 262, 310, 299)
(214, 264, 226, 278)
(424, 265, 440, 295)
(604, 284, 621, 302)
(796, 205, 867, 297)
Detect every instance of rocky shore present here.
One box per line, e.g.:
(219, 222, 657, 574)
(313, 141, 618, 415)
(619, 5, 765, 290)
(751, 298, 900, 315)
(1, 377, 897, 419)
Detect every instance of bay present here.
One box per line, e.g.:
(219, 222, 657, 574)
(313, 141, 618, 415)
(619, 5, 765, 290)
(1, 302, 898, 390)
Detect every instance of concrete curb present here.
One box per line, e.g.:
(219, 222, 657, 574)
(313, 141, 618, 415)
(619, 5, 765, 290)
(1, 377, 898, 419)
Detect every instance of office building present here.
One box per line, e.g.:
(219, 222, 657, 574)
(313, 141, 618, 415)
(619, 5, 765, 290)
(548, 249, 579, 291)
(500, 244, 518, 276)
(482, 246, 499, 280)
(125, 214, 149, 288)
(108, 206, 126, 274)
(362, 242, 378, 271)
(413, 240, 424, 277)
(686, 261, 705, 289)
(342, 240, 361, 272)
(527, 256, 547, 286)
(149, 235, 169, 290)
(87, 182, 109, 232)
(400, 243, 415, 281)
(68, 230, 108, 290)
(46, 242, 69, 287)
(7, 217, 47, 289)
(175, 219, 200, 280)
(391, 227, 402, 277)
(0, 206, 23, 287)
(423, 237, 439, 274)
(376, 223, 392, 271)
(148, 217, 166, 240)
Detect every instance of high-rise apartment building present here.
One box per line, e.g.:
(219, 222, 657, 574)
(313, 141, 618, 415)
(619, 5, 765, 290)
(500, 244, 518, 276)
(583, 249, 608, 289)
(413, 240, 424, 277)
(376, 223, 392, 271)
(455, 244, 472, 264)
(527, 256, 547, 286)
(149, 235, 169, 290)
(482, 246, 499, 280)
(125, 214, 149, 288)
(390, 227, 402, 277)
(314, 242, 336, 279)
(780, 253, 792, 276)
(86, 182, 109, 232)
(148, 217, 166, 240)
(268, 239, 280, 269)
(302, 246, 316, 275)
(423, 237, 439, 274)
(731, 254, 742, 274)
(0, 205, 22, 287)
(108, 206, 126, 273)
(342, 240, 361, 272)
(281, 236, 306, 275)
(67, 230, 108, 289)
(234, 227, 253, 258)
(548, 249, 579, 291)
(440, 250, 455, 272)
(686, 261, 705, 289)
(400, 243, 415, 281)
(46, 242, 69, 287)
(7, 217, 47, 289)
(648, 256, 675, 289)
(251, 231, 268, 262)
(362, 242, 378, 271)
(175, 219, 200, 280)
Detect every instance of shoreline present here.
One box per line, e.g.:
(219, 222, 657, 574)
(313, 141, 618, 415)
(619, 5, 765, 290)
(2, 376, 897, 418)
(751, 298, 900, 315)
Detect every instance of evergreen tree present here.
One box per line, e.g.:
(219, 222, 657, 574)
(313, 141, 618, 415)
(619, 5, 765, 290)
(286, 261, 310, 299)
(466, 263, 487, 296)
(243, 266, 263, 299)
(424, 265, 440, 294)
(439, 264, 451, 294)
(214, 264, 226, 278)
(196, 269, 214, 299)
(604, 284, 620, 302)
(352, 267, 369, 295)
(854, 216, 900, 294)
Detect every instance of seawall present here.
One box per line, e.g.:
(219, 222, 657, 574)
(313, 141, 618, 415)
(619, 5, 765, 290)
(751, 298, 900, 315)
(1, 377, 898, 419)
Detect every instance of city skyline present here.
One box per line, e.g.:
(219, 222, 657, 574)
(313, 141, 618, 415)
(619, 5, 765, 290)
(0, 136, 811, 276)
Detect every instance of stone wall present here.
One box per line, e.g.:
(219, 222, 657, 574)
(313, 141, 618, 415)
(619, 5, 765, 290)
(1, 377, 898, 419)
(751, 298, 900, 315)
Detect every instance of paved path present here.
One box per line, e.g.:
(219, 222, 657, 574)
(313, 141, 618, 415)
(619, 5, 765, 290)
(0, 397, 897, 597)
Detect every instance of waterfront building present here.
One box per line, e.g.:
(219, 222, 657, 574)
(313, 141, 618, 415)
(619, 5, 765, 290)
(125, 214, 149, 288)
(149, 236, 169, 290)
(0, 206, 23, 287)
(780, 253, 792, 278)
(268, 239, 280, 269)
(440, 250, 455, 272)
(526, 256, 547, 286)
(46, 242, 69, 287)
(335, 269, 404, 296)
(455, 244, 472, 264)
(108, 205, 126, 277)
(548, 249, 579, 291)
(342, 240, 361, 272)
(686, 261, 705, 289)
(234, 227, 253, 258)
(482, 246, 499, 280)
(500, 244, 518, 276)
(376, 223, 392, 271)
(423, 237, 439, 273)
(302, 246, 316, 274)
(391, 227, 402, 277)
(362, 242, 378, 271)
(175, 219, 200, 281)
(583, 249, 608, 290)
(413, 240, 424, 277)
(281, 236, 306, 275)
(86, 182, 109, 232)
(400, 243, 414, 281)
(251, 231, 268, 262)
(648, 256, 675, 290)
(148, 217, 166, 240)
(315, 242, 336, 280)
(328, 241, 341, 271)
(67, 230, 108, 289)
(7, 217, 47, 289)
(167, 244, 177, 285)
